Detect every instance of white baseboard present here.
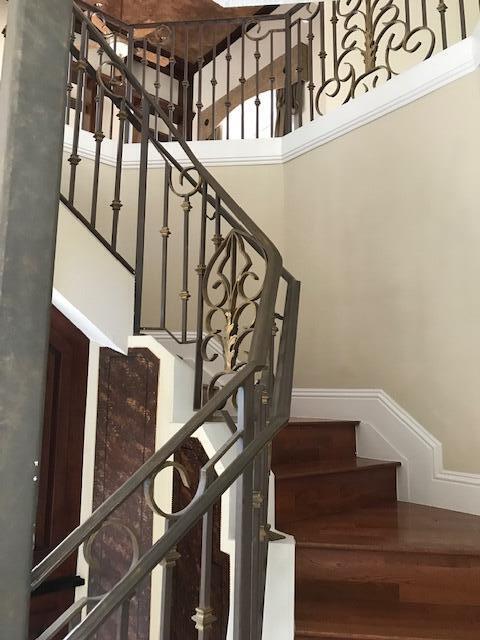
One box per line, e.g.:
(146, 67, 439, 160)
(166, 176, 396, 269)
(291, 388, 480, 516)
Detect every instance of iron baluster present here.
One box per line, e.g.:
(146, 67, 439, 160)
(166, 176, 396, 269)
(134, 104, 149, 336)
(240, 22, 246, 140)
(159, 164, 172, 330)
(307, 11, 315, 122)
(108, 35, 116, 139)
(255, 39, 261, 139)
(192, 507, 216, 639)
(110, 89, 126, 251)
(296, 18, 303, 129)
(68, 19, 87, 205)
(459, 0, 467, 39)
(319, 1, 326, 86)
(226, 32, 232, 140)
(270, 32, 275, 137)
(80, 24, 90, 132)
(211, 25, 217, 140)
(181, 194, 191, 342)
(438, 1, 449, 49)
(197, 24, 204, 140)
(118, 598, 131, 640)
(331, 1, 338, 78)
(125, 28, 134, 143)
(159, 521, 179, 640)
(193, 183, 208, 410)
(90, 81, 105, 227)
(66, 16, 75, 125)
(168, 27, 176, 141)
(232, 378, 255, 640)
(284, 14, 292, 135)
(183, 27, 190, 140)
(154, 45, 161, 140)
(213, 194, 223, 249)
(404, 0, 411, 31)
(142, 37, 147, 95)
(422, 0, 428, 27)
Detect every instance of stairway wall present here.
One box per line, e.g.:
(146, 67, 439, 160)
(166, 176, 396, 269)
(283, 69, 480, 474)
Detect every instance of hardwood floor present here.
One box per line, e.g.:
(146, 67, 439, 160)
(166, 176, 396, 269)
(273, 421, 480, 639)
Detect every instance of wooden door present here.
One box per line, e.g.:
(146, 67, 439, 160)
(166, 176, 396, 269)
(29, 307, 89, 639)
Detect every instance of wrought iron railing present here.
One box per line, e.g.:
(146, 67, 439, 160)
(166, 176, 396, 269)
(66, 0, 479, 144)
(33, 3, 300, 639)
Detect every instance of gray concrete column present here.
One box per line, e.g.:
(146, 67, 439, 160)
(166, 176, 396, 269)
(0, 0, 72, 637)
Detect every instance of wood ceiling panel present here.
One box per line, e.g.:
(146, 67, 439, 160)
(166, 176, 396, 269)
(84, 0, 279, 63)
(85, 0, 269, 25)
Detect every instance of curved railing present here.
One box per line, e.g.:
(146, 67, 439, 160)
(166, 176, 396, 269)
(68, 0, 479, 144)
(33, 4, 300, 639)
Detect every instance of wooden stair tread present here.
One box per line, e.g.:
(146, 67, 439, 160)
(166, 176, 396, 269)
(274, 458, 400, 481)
(296, 597, 480, 639)
(288, 502, 480, 556)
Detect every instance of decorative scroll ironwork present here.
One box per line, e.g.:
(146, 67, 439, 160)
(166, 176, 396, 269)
(84, 520, 140, 573)
(201, 229, 265, 398)
(144, 461, 191, 520)
(315, 0, 435, 115)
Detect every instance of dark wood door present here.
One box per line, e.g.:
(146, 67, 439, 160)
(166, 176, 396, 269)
(29, 307, 89, 639)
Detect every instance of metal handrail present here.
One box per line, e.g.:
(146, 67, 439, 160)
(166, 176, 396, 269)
(32, 6, 300, 639)
(74, 2, 283, 361)
(75, 0, 306, 31)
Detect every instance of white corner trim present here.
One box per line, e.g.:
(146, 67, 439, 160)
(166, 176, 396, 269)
(291, 388, 480, 516)
(52, 288, 123, 352)
(66, 27, 480, 169)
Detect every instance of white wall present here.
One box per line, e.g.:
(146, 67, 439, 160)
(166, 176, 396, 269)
(54, 201, 135, 351)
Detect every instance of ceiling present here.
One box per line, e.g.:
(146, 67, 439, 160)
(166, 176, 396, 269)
(86, 0, 270, 25)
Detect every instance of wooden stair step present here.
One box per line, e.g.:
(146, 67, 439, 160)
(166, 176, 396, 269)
(272, 420, 358, 467)
(275, 459, 400, 528)
(295, 598, 480, 639)
(288, 502, 480, 555)
(274, 458, 400, 481)
(294, 503, 480, 607)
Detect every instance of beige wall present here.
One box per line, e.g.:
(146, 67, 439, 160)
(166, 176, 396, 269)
(284, 70, 480, 473)
(64, 70, 480, 473)
(54, 202, 135, 350)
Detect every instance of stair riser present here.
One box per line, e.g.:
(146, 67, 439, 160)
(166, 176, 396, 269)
(272, 422, 357, 467)
(276, 466, 398, 527)
(296, 547, 480, 606)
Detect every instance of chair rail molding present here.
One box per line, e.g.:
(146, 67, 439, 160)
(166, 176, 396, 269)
(65, 24, 480, 169)
(291, 388, 480, 517)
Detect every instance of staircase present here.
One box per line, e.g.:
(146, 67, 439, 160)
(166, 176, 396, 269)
(273, 420, 480, 640)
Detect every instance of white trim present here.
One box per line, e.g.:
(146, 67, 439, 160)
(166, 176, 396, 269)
(291, 388, 480, 516)
(67, 27, 480, 169)
(52, 288, 122, 351)
(144, 329, 224, 357)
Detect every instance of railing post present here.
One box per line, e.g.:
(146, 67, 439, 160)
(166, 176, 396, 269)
(284, 14, 293, 136)
(134, 103, 150, 335)
(0, 0, 72, 637)
(233, 375, 255, 640)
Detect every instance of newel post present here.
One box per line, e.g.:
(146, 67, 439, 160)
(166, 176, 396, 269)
(0, 0, 72, 637)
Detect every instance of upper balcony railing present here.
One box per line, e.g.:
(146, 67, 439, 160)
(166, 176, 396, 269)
(69, 0, 480, 143)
